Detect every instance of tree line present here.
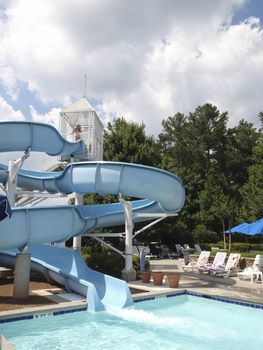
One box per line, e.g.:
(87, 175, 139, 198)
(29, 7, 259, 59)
(92, 103, 263, 247)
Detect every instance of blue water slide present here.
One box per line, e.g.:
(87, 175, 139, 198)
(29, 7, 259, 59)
(0, 200, 168, 250)
(0, 161, 185, 249)
(0, 245, 133, 312)
(0, 121, 185, 312)
(0, 121, 85, 155)
(0, 161, 185, 211)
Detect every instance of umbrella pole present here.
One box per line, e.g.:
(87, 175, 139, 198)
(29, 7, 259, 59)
(229, 233, 231, 252)
(246, 234, 248, 252)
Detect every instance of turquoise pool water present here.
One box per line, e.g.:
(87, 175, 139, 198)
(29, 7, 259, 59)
(1, 294, 263, 350)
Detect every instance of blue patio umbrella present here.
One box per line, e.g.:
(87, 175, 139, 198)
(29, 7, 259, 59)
(226, 219, 263, 236)
(243, 218, 263, 235)
(225, 222, 250, 234)
(0, 195, 12, 221)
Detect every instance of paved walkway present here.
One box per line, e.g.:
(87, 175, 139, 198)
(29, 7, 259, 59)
(128, 258, 263, 304)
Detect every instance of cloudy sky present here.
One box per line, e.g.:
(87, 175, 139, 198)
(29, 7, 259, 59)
(0, 0, 263, 138)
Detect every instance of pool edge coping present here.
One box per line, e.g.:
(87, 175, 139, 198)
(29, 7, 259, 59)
(1, 286, 263, 324)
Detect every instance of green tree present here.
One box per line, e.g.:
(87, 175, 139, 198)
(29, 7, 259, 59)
(159, 104, 260, 243)
(104, 117, 160, 166)
(241, 136, 263, 221)
(224, 120, 259, 199)
(197, 177, 237, 248)
(159, 104, 229, 238)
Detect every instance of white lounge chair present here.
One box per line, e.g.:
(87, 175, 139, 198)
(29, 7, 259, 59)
(159, 245, 178, 259)
(133, 245, 150, 254)
(175, 244, 184, 258)
(210, 253, 241, 277)
(184, 244, 195, 253)
(194, 244, 202, 253)
(183, 251, 210, 271)
(237, 254, 263, 284)
(145, 252, 158, 260)
(175, 244, 184, 254)
(198, 251, 227, 274)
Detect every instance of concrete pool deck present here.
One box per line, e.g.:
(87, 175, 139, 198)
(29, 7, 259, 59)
(0, 259, 262, 322)
(130, 274, 263, 305)
(134, 258, 263, 304)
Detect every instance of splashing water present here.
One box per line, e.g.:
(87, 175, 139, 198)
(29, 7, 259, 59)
(107, 305, 192, 328)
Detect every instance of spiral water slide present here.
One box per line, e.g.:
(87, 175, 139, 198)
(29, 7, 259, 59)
(0, 121, 185, 312)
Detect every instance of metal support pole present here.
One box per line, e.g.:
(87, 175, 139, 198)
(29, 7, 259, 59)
(6, 160, 17, 206)
(73, 193, 83, 250)
(6, 149, 30, 206)
(120, 196, 136, 281)
(91, 236, 125, 257)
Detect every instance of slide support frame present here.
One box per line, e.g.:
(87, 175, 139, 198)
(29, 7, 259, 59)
(120, 196, 136, 282)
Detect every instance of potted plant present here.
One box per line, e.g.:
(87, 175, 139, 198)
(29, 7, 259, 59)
(152, 271, 164, 286)
(139, 270, 151, 283)
(167, 273, 180, 288)
(138, 248, 151, 283)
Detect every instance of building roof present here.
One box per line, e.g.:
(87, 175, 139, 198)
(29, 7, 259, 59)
(62, 97, 94, 113)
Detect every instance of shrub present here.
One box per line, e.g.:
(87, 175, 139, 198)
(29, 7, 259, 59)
(81, 245, 149, 279)
(81, 246, 124, 278)
(230, 243, 263, 252)
(192, 224, 218, 243)
(231, 243, 250, 252)
(132, 255, 150, 278)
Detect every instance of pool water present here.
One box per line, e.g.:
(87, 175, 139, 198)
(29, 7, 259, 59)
(1, 294, 263, 350)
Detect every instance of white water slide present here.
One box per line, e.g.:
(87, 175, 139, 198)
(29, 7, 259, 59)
(0, 121, 185, 312)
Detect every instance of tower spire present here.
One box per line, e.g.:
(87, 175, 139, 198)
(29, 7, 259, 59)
(83, 74, 87, 98)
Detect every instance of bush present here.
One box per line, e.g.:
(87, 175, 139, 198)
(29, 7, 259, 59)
(238, 251, 263, 258)
(229, 243, 263, 253)
(203, 242, 225, 250)
(201, 242, 263, 258)
(81, 246, 125, 278)
(132, 255, 140, 275)
(81, 245, 149, 279)
(132, 255, 150, 278)
(192, 224, 218, 243)
(231, 243, 250, 252)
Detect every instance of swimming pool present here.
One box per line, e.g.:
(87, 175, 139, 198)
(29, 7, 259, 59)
(1, 294, 263, 350)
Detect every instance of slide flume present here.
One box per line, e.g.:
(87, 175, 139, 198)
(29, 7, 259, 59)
(0, 245, 133, 312)
(0, 161, 184, 249)
(0, 121, 185, 312)
(0, 121, 85, 155)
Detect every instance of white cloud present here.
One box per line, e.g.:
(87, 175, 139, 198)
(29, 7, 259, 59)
(30, 105, 61, 129)
(0, 98, 62, 170)
(25, 105, 62, 170)
(0, 96, 24, 120)
(0, 66, 18, 100)
(1, 0, 263, 136)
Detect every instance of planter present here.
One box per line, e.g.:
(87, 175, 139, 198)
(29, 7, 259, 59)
(152, 271, 164, 286)
(167, 273, 180, 288)
(140, 270, 151, 283)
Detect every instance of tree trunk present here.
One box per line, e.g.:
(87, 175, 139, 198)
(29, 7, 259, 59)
(221, 218, 226, 250)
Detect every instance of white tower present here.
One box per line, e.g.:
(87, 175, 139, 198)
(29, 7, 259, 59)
(59, 96, 104, 250)
(59, 97, 104, 162)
